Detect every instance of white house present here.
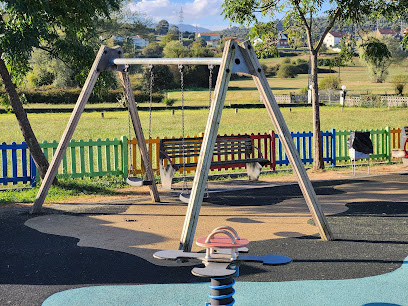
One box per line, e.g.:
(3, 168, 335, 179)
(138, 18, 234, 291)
(323, 32, 345, 48)
(253, 33, 288, 48)
(131, 35, 149, 48)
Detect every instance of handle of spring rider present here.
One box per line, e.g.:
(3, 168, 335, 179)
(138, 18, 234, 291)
(205, 229, 237, 244)
(211, 226, 240, 240)
(404, 138, 408, 157)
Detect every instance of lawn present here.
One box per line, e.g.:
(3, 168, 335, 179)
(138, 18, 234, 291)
(20, 57, 408, 111)
(1, 107, 407, 144)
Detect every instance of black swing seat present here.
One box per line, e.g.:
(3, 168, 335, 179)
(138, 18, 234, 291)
(126, 176, 153, 187)
(159, 135, 269, 190)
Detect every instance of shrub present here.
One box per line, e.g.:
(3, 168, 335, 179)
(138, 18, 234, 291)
(282, 57, 291, 64)
(6, 89, 163, 104)
(360, 94, 386, 107)
(296, 58, 308, 64)
(391, 74, 408, 96)
(294, 63, 309, 74)
(319, 75, 340, 90)
(317, 58, 332, 66)
(162, 98, 176, 107)
(277, 64, 298, 78)
(262, 64, 280, 76)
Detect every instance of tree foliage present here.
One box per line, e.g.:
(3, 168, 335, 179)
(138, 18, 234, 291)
(163, 41, 189, 58)
(142, 42, 163, 58)
(359, 34, 406, 83)
(156, 20, 169, 35)
(0, 0, 124, 182)
(222, 0, 406, 170)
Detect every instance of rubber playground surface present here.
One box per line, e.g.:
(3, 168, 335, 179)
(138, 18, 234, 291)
(2, 170, 408, 305)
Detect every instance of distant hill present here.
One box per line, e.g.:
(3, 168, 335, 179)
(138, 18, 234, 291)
(171, 24, 211, 33)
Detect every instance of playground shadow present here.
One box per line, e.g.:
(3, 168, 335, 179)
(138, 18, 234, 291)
(335, 201, 408, 217)
(0, 208, 199, 287)
(205, 182, 347, 206)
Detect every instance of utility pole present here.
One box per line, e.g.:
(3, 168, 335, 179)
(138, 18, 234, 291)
(179, 7, 183, 44)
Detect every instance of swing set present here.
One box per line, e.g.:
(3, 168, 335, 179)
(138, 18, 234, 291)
(30, 40, 334, 252)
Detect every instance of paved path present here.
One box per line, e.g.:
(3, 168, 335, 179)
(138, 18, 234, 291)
(1, 173, 408, 305)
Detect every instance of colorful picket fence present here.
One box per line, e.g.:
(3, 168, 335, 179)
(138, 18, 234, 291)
(1, 127, 404, 187)
(40, 137, 125, 179)
(336, 127, 391, 163)
(274, 129, 336, 167)
(0, 142, 36, 187)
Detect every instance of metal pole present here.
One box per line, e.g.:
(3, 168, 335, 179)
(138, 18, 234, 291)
(111, 58, 223, 66)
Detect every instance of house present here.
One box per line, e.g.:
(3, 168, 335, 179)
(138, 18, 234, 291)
(197, 32, 221, 42)
(131, 35, 149, 48)
(277, 33, 289, 48)
(112, 35, 149, 49)
(377, 28, 397, 36)
(252, 33, 288, 48)
(323, 32, 345, 48)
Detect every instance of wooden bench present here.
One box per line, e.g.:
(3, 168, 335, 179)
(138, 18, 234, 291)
(159, 135, 269, 190)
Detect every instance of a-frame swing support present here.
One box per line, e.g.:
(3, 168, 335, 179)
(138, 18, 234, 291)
(30, 40, 333, 248)
(179, 40, 333, 251)
(30, 46, 160, 214)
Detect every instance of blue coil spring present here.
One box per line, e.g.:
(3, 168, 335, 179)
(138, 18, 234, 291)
(207, 279, 235, 306)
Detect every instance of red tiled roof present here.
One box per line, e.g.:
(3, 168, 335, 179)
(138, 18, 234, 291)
(329, 32, 345, 38)
(377, 28, 397, 35)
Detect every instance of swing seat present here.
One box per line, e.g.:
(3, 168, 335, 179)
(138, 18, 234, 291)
(179, 192, 209, 204)
(126, 177, 153, 187)
(179, 193, 190, 203)
(159, 135, 269, 190)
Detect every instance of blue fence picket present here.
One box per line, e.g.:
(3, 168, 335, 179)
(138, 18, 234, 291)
(274, 130, 335, 167)
(0, 142, 35, 187)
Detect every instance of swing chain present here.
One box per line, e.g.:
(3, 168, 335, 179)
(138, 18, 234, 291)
(148, 64, 154, 153)
(179, 64, 188, 192)
(128, 110, 134, 175)
(208, 64, 214, 110)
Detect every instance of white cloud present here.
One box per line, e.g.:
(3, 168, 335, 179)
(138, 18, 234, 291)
(127, 0, 225, 26)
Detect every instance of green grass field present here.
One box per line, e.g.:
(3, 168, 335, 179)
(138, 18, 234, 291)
(19, 56, 408, 111)
(1, 106, 407, 144)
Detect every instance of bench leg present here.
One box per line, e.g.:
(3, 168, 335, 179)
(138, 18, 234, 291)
(159, 162, 176, 190)
(246, 162, 262, 181)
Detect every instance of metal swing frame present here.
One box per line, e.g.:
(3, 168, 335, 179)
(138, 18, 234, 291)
(126, 64, 155, 187)
(30, 41, 333, 253)
(178, 64, 212, 204)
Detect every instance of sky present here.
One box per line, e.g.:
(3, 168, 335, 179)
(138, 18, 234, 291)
(127, 0, 333, 31)
(126, 0, 245, 31)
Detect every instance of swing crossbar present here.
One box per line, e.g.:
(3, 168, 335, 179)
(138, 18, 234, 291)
(111, 58, 223, 66)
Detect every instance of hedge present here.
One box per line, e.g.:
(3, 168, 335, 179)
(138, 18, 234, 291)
(5, 89, 164, 104)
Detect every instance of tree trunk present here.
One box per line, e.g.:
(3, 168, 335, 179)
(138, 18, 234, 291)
(310, 51, 325, 170)
(0, 54, 57, 184)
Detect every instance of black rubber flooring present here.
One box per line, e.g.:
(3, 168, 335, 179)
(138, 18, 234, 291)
(1, 174, 408, 305)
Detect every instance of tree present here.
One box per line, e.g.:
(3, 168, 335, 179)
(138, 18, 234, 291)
(156, 20, 169, 35)
(163, 41, 189, 58)
(190, 41, 214, 57)
(222, 0, 402, 170)
(359, 33, 406, 83)
(161, 33, 179, 46)
(142, 42, 164, 58)
(168, 25, 179, 35)
(0, 0, 122, 181)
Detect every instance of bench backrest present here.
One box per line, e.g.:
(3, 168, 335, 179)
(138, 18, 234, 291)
(160, 135, 253, 161)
